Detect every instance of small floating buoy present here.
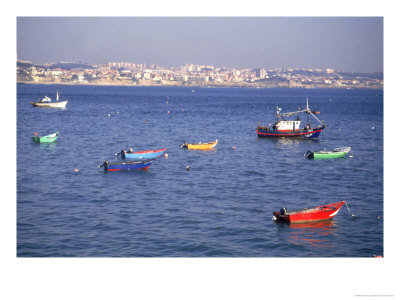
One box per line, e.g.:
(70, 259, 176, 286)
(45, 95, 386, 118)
(371, 126, 375, 130)
(34, 132, 39, 136)
(233, 146, 237, 150)
(74, 169, 79, 172)
(108, 114, 111, 117)
(377, 215, 381, 219)
(186, 166, 190, 171)
(167, 110, 170, 114)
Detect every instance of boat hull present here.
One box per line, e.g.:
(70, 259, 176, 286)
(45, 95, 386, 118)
(32, 132, 59, 143)
(273, 201, 345, 223)
(306, 147, 351, 159)
(257, 126, 325, 139)
(312, 152, 347, 159)
(122, 148, 167, 160)
(101, 160, 153, 171)
(30, 101, 68, 108)
(181, 140, 218, 150)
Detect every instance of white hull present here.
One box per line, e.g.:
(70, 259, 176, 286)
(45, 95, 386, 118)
(31, 100, 68, 108)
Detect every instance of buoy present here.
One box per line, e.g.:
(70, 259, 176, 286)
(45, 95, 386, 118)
(186, 166, 190, 171)
(74, 169, 79, 172)
(167, 110, 170, 114)
(372, 126, 375, 130)
(164, 153, 168, 159)
(233, 146, 236, 150)
(108, 114, 111, 117)
(34, 132, 39, 136)
(377, 216, 381, 219)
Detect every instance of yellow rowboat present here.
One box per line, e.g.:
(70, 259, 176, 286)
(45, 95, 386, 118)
(180, 139, 218, 150)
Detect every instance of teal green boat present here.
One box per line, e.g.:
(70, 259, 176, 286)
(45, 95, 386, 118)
(32, 132, 59, 143)
(305, 147, 351, 159)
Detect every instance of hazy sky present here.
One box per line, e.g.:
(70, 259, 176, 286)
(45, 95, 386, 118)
(17, 17, 383, 72)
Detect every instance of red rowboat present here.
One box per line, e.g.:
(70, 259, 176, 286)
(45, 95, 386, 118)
(273, 201, 346, 223)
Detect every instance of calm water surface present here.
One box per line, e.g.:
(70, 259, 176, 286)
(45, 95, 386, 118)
(17, 84, 383, 257)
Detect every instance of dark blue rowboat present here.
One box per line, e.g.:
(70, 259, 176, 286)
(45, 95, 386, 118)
(99, 159, 154, 171)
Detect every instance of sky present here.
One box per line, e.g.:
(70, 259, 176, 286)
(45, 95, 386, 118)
(17, 17, 383, 73)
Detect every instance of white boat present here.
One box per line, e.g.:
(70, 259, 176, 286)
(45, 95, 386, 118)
(30, 91, 68, 108)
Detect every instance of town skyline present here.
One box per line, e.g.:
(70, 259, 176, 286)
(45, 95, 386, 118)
(17, 59, 383, 89)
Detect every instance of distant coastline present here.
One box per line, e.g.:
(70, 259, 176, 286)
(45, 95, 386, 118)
(17, 60, 383, 90)
(16, 80, 383, 89)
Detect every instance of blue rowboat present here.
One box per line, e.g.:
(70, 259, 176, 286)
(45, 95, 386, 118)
(115, 148, 167, 160)
(99, 159, 154, 171)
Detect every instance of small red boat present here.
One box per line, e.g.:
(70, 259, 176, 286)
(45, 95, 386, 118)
(273, 201, 346, 223)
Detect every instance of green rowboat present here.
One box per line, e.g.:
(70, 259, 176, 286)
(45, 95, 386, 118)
(32, 132, 59, 143)
(305, 147, 351, 159)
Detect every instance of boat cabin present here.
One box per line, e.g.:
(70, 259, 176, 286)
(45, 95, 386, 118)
(274, 120, 301, 132)
(40, 96, 51, 103)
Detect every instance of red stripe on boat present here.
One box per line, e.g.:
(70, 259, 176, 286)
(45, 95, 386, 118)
(257, 129, 322, 136)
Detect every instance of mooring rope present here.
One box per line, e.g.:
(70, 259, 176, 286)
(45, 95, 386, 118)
(345, 201, 356, 217)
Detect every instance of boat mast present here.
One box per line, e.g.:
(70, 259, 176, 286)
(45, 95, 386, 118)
(305, 96, 324, 125)
(276, 106, 282, 121)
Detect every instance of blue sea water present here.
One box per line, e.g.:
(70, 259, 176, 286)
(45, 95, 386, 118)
(17, 84, 383, 257)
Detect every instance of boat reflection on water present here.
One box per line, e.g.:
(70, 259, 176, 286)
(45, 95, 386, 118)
(263, 138, 321, 148)
(277, 219, 337, 248)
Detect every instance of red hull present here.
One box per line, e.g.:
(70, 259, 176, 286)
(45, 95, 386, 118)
(273, 201, 345, 223)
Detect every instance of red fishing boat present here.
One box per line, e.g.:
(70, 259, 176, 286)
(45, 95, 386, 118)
(273, 201, 346, 223)
(256, 98, 325, 139)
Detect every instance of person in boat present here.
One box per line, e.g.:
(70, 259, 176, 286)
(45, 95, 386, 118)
(280, 207, 287, 216)
(127, 148, 134, 153)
